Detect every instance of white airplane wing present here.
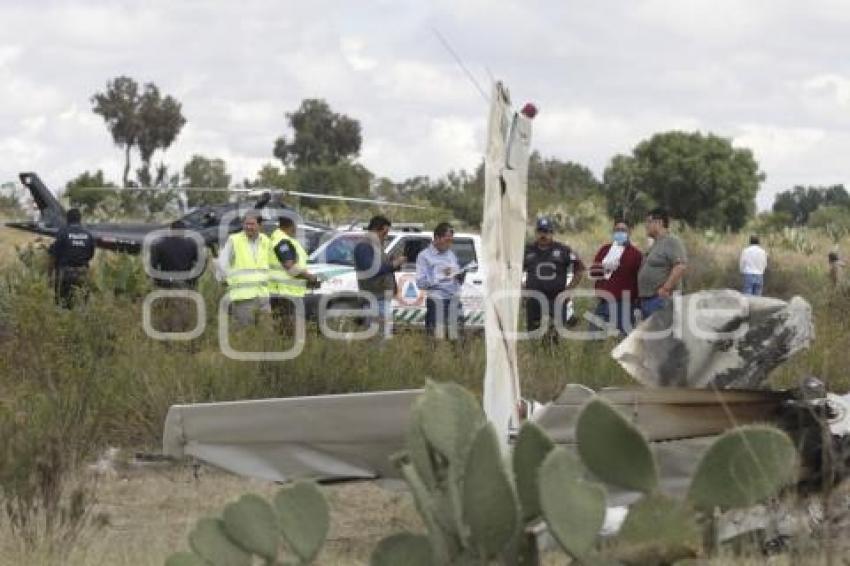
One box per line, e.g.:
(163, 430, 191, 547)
(162, 389, 421, 482)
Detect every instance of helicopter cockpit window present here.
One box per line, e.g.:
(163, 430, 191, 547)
(179, 208, 210, 229)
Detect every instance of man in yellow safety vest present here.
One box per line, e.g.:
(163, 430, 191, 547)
(217, 210, 271, 326)
(269, 215, 319, 333)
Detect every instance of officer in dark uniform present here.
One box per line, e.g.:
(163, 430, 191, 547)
(149, 220, 204, 332)
(49, 208, 95, 308)
(149, 220, 202, 289)
(523, 217, 585, 338)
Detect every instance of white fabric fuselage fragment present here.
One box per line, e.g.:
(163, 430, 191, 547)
(482, 81, 532, 451)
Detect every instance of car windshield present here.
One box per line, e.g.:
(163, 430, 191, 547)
(310, 234, 367, 266)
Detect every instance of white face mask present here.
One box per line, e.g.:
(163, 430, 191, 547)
(647, 237, 655, 247)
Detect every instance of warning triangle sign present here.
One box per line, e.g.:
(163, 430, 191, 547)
(404, 281, 418, 299)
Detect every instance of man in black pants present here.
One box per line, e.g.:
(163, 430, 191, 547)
(48, 208, 95, 308)
(522, 217, 584, 342)
(150, 220, 202, 289)
(149, 220, 204, 332)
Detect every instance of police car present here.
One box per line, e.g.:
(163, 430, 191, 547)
(306, 227, 487, 327)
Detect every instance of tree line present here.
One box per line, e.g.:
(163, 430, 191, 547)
(67, 75, 786, 232)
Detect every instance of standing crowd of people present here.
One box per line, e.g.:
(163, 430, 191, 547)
(48, 205, 847, 342)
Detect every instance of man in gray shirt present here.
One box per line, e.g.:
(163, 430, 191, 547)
(637, 208, 688, 319)
(416, 222, 465, 338)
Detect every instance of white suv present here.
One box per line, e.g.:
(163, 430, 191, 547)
(306, 229, 487, 327)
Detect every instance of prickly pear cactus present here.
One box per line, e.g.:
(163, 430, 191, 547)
(417, 380, 485, 468)
(164, 552, 206, 566)
(538, 447, 607, 561)
(687, 425, 798, 511)
(222, 494, 279, 561)
(370, 532, 433, 566)
(576, 398, 658, 493)
(611, 493, 701, 564)
(165, 481, 330, 566)
(188, 518, 251, 566)
(275, 481, 331, 563)
(462, 423, 520, 560)
(513, 421, 555, 522)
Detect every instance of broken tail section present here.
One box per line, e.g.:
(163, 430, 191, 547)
(19, 172, 65, 227)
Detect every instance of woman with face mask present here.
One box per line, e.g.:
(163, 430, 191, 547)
(588, 220, 643, 336)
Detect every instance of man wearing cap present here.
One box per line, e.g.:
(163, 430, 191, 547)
(638, 207, 688, 319)
(522, 217, 585, 340)
(269, 215, 319, 334)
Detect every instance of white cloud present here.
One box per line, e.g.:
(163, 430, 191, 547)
(340, 37, 378, 72)
(801, 73, 850, 110)
(0, 0, 847, 215)
(734, 124, 826, 164)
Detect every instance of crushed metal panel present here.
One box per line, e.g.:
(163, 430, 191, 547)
(533, 386, 788, 444)
(162, 389, 421, 483)
(612, 291, 813, 389)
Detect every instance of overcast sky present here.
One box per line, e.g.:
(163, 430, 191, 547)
(1, 0, 849, 210)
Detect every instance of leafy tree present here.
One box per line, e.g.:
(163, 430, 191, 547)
(808, 206, 850, 242)
(288, 162, 372, 206)
(0, 182, 24, 216)
(91, 76, 186, 187)
(602, 131, 764, 231)
(182, 155, 231, 206)
(250, 164, 290, 189)
(421, 166, 485, 228)
(602, 155, 652, 223)
(527, 152, 601, 212)
(273, 99, 361, 169)
(772, 184, 849, 225)
(65, 170, 118, 215)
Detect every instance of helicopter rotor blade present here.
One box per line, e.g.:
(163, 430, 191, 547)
(57, 186, 427, 209)
(283, 191, 428, 209)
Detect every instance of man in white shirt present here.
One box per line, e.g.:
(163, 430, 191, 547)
(416, 222, 465, 339)
(739, 235, 768, 296)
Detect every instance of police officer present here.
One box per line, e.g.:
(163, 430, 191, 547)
(216, 210, 271, 326)
(149, 219, 204, 332)
(49, 208, 95, 308)
(269, 215, 318, 334)
(150, 220, 202, 289)
(523, 217, 585, 339)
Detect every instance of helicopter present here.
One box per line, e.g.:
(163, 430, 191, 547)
(5, 172, 424, 255)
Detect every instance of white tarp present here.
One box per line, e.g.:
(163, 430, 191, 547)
(162, 389, 420, 482)
(612, 291, 814, 388)
(482, 82, 532, 449)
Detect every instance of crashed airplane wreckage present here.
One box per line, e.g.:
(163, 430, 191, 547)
(162, 293, 850, 492)
(162, 83, 850, 532)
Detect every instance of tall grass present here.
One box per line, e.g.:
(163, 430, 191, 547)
(0, 224, 848, 561)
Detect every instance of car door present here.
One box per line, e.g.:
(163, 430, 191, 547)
(386, 235, 432, 324)
(452, 237, 485, 325)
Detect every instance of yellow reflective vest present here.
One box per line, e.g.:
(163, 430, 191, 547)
(268, 229, 308, 298)
(226, 232, 270, 301)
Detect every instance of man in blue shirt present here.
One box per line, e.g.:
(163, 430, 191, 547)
(416, 222, 465, 338)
